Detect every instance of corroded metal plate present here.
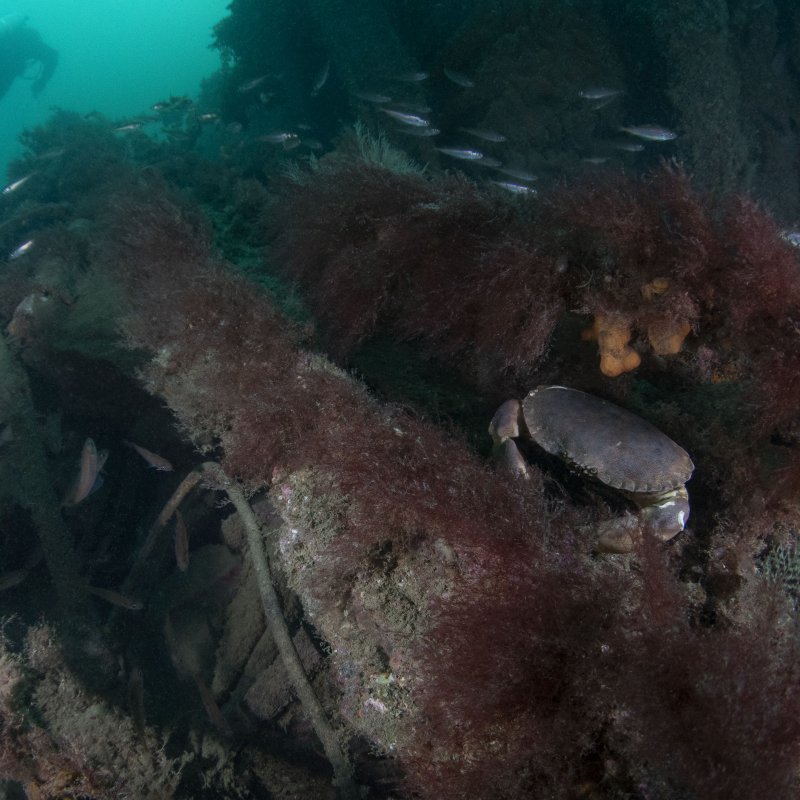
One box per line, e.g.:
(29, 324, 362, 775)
(521, 386, 694, 495)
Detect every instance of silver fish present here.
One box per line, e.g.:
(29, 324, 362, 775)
(83, 585, 144, 611)
(311, 60, 330, 96)
(612, 140, 645, 152)
(460, 127, 506, 143)
(34, 146, 65, 161)
(579, 87, 623, 100)
(8, 239, 34, 260)
(591, 95, 620, 111)
(0, 547, 43, 591)
(125, 440, 174, 471)
(436, 147, 484, 161)
(113, 122, 143, 132)
(63, 437, 104, 506)
(390, 101, 432, 114)
(397, 126, 440, 137)
(2, 173, 34, 194)
(353, 90, 392, 104)
(444, 67, 474, 88)
(128, 666, 146, 737)
(174, 510, 190, 572)
(237, 74, 268, 93)
(193, 674, 232, 737)
(0, 567, 30, 591)
(380, 108, 430, 127)
(619, 124, 678, 141)
(260, 132, 301, 149)
(496, 166, 537, 182)
(780, 230, 800, 248)
(394, 71, 428, 82)
(492, 180, 537, 195)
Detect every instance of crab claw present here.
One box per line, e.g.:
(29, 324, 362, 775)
(596, 515, 641, 554)
(489, 400, 529, 480)
(494, 439, 530, 480)
(639, 488, 690, 541)
(488, 399, 522, 445)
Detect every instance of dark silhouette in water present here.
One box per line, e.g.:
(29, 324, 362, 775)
(0, 13, 58, 100)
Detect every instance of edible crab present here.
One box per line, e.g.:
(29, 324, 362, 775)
(489, 385, 694, 553)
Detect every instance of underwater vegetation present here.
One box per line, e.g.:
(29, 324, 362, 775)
(273, 146, 800, 509)
(0, 100, 799, 799)
(2, 2, 800, 799)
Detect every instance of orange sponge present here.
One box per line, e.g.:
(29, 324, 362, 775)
(647, 319, 692, 355)
(582, 314, 641, 377)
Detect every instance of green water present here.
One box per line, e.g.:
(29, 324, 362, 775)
(0, 0, 227, 174)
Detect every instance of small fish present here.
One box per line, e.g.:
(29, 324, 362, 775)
(125, 440, 174, 471)
(380, 108, 430, 127)
(0, 547, 44, 591)
(780, 230, 800, 248)
(8, 239, 34, 260)
(491, 180, 538, 196)
(237, 74, 268, 93)
(460, 127, 506, 143)
(2, 173, 34, 195)
(619, 124, 678, 141)
(436, 146, 484, 161)
(612, 140, 645, 152)
(353, 90, 392, 104)
(590, 95, 619, 111)
(34, 146, 65, 161)
(260, 132, 301, 150)
(174, 509, 190, 572)
(260, 132, 294, 143)
(258, 91, 273, 104)
(197, 112, 220, 123)
(311, 60, 330, 96)
(113, 121, 143, 132)
(583, 157, 609, 164)
(128, 666, 146, 737)
(397, 126, 440, 137)
(579, 87, 623, 100)
(82, 585, 144, 611)
(193, 674, 232, 737)
(63, 437, 107, 505)
(152, 95, 192, 113)
(474, 156, 502, 168)
(390, 101, 432, 114)
(444, 67, 475, 88)
(0, 567, 30, 591)
(496, 166, 537, 182)
(393, 71, 428, 82)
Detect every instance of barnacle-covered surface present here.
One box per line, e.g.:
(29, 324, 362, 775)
(1, 3, 800, 799)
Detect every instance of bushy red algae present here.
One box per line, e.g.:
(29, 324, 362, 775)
(5, 108, 800, 797)
(96, 176, 800, 799)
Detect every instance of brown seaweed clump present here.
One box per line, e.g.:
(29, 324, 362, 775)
(0, 626, 181, 800)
